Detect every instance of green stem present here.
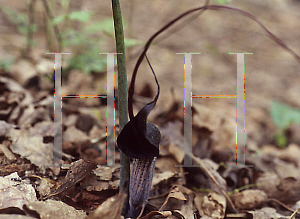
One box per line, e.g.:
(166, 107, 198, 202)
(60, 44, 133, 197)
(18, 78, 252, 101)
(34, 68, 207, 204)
(111, 0, 130, 216)
(41, 0, 62, 52)
(26, 0, 36, 56)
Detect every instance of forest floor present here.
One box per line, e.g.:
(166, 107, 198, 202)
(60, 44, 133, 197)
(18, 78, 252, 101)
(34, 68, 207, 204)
(1, 0, 300, 218)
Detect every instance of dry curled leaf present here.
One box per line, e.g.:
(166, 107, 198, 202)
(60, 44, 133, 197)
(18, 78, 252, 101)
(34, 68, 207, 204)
(140, 211, 173, 219)
(159, 186, 187, 212)
(24, 200, 86, 219)
(82, 165, 120, 192)
(180, 193, 195, 219)
(197, 192, 226, 219)
(247, 207, 290, 219)
(0, 121, 16, 136)
(0, 172, 37, 210)
(257, 175, 300, 205)
(230, 189, 267, 210)
(0, 215, 36, 219)
(87, 190, 126, 219)
(7, 128, 53, 173)
(46, 159, 97, 199)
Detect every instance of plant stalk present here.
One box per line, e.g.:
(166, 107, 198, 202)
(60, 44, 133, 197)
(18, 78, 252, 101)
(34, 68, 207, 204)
(26, 0, 36, 56)
(41, 0, 62, 52)
(111, 0, 130, 216)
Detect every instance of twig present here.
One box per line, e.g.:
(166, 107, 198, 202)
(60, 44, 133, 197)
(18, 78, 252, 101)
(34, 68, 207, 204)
(192, 155, 237, 213)
(268, 198, 300, 215)
(289, 208, 300, 219)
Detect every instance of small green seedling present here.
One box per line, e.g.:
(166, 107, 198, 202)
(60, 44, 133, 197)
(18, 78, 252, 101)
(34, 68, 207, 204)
(270, 100, 300, 147)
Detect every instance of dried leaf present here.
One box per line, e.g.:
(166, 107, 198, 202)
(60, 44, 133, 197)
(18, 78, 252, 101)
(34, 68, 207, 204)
(257, 174, 300, 205)
(92, 166, 120, 181)
(199, 159, 227, 193)
(36, 178, 55, 197)
(0, 141, 16, 161)
(230, 189, 267, 210)
(180, 193, 195, 219)
(159, 186, 187, 211)
(247, 207, 290, 219)
(0, 215, 36, 219)
(82, 165, 120, 192)
(140, 211, 173, 219)
(8, 128, 53, 173)
(152, 171, 176, 187)
(0, 172, 37, 210)
(47, 159, 97, 198)
(84, 179, 120, 192)
(87, 191, 126, 219)
(197, 192, 226, 219)
(0, 121, 16, 136)
(169, 142, 184, 164)
(24, 200, 86, 219)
